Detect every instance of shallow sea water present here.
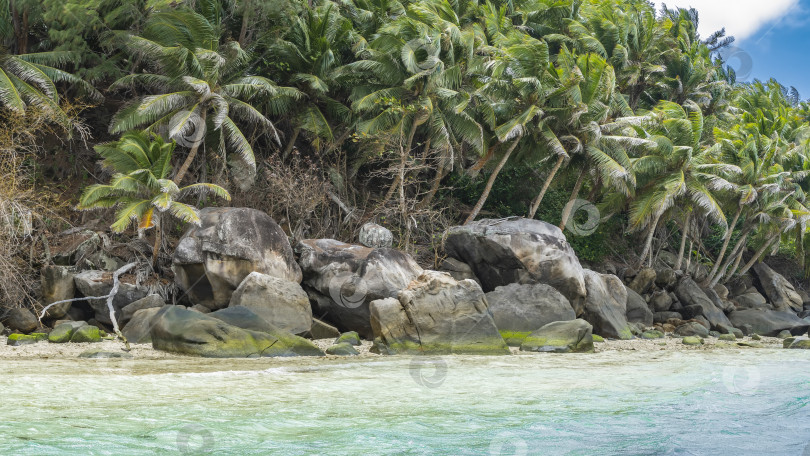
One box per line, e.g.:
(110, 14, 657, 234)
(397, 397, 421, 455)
(0, 349, 808, 455)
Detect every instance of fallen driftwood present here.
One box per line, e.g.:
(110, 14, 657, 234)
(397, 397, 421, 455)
(39, 262, 136, 350)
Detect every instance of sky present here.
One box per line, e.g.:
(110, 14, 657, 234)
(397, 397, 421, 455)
(655, 0, 810, 98)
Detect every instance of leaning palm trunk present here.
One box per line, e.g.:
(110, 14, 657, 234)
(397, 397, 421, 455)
(465, 138, 521, 225)
(706, 206, 742, 283)
(558, 167, 587, 230)
(638, 212, 663, 268)
(709, 227, 752, 287)
(528, 154, 565, 219)
(725, 248, 746, 281)
(282, 127, 301, 161)
(675, 211, 692, 271)
(737, 234, 780, 277)
(174, 110, 208, 184)
(151, 216, 162, 269)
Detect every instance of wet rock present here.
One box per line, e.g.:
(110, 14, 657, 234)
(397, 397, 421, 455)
(78, 349, 133, 359)
(777, 330, 792, 339)
(326, 342, 359, 356)
(172, 207, 302, 311)
(358, 223, 393, 248)
(485, 283, 575, 334)
(519, 319, 594, 353)
(444, 217, 587, 309)
(297, 238, 422, 338)
(228, 272, 312, 335)
(150, 306, 323, 358)
(208, 306, 278, 334)
(369, 272, 509, 355)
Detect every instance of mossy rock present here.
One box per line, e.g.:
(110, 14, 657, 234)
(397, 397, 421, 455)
(78, 349, 133, 359)
(783, 337, 797, 348)
(70, 326, 102, 343)
(736, 341, 763, 348)
(787, 338, 810, 349)
(7, 333, 42, 346)
(718, 334, 736, 341)
(30, 333, 48, 341)
(370, 337, 394, 355)
(335, 331, 361, 346)
(682, 336, 703, 346)
(591, 334, 605, 343)
(641, 330, 664, 340)
(325, 342, 359, 356)
(520, 319, 594, 354)
(751, 334, 761, 341)
(777, 330, 792, 339)
(499, 331, 532, 346)
(49, 322, 86, 343)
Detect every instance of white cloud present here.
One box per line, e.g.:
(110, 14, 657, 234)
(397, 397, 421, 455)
(656, 0, 799, 40)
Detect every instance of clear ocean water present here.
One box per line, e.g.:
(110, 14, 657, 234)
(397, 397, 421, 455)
(1, 349, 808, 455)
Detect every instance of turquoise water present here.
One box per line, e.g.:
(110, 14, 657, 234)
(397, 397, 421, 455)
(1, 350, 809, 455)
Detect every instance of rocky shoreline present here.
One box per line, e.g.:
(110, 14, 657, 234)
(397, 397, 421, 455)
(5, 209, 810, 359)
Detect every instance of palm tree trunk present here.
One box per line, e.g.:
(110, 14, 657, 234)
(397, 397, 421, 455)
(725, 249, 745, 281)
(638, 212, 662, 268)
(706, 205, 742, 283)
(528, 154, 565, 219)
(151, 217, 162, 269)
(737, 234, 779, 277)
(558, 168, 587, 230)
(709, 227, 752, 287)
(675, 210, 692, 271)
(239, 0, 252, 45)
(685, 239, 693, 273)
(282, 127, 301, 161)
(464, 138, 521, 225)
(416, 158, 445, 211)
(173, 110, 208, 185)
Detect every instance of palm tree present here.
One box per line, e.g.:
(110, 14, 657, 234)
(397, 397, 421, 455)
(109, 9, 300, 187)
(77, 131, 230, 265)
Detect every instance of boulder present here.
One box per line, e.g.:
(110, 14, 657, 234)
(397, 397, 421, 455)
(679, 304, 704, 320)
(728, 309, 810, 337)
(73, 270, 150, 326)
(228, 272, 312, 334)
(650, 291, 673, 312)
(369, 272, 509, 355)
(641, 330, 664, 339)
(150, 306, 322, 358)
(438, 258, 480, 285)
(654, 311, 683, 323)
(675, 322, 709, 338)
(702, 286, 735, 313)
(625, 288, 653, 327)
(297, 239, 423, 338)
(785, 338, 810, 349)
(682, 336, 703, 346)
(172, 207, 302, 310)
(358, 223, 393, 248)
(41, 265, 75, 319)
(443, 217, 587, 309)
(121, 294, 164, 324)
(519, 319, 594, 353)
(52, 230, 100, 266)
(628, 268, 656, 295)
(3, 308, 38, 334)
(301, 318, 340, 340)
(655, 268, 678, 290)
(48, 321, 87, 343)
(122, 307, 162, 344)
(7, 333, 43, 346)
(734, 292, 769, 310)
(675, 277, 732, 330)
(713, 284, 729, 300)
(208, 306, 277, 334)
(581, 270, 633, 340)
(484, 283, 575, 334)
(326, 342, 359, 356)
(752, 263, 803, 312)
(70, 325, 102, 343)
(335, 331, 361, 346)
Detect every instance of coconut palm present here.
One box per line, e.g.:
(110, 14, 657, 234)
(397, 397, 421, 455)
(109, 8, 300, 186)
(77, 131, 230, 265)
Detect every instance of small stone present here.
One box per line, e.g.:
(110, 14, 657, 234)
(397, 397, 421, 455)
(777, 330, 792, 339)
(303, 318, 340, 340)
(709, 331, 721, 338)
(718, 334, 736, 341)
(335, 331, 361, 346)
(70, 326, 102, 343)
(592, 334, 605, 342)
(326, 342, 359, 356)
(78, 350, 133, 359)
(641, 330, 664, 340)
(682, 336, 703, 346)
(370, 337, 393, 355)
(751, 334, 761, 341)
(358, 222, 394, 248)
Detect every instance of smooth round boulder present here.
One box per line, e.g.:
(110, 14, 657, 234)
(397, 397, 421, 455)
(3, 308, 38, 334)
(581, 270, 633, 340)
(228, 272, 312, 335)
(172, 208, 302, 311)
(519, 319, 594, 353)
(675, 321, 710, 338)
(728, 309, 810, 336)
(650, 291, 673, 312)
(326, 342, 359, 356)
(485, 283, 575, 334)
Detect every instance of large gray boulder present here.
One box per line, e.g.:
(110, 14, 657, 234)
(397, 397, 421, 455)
(41, 265, 75, 319)
(752, 263, 803, 312)
(122, 307, 163, 344)
(369, 271, 509, 355)
(444, 217, 586, 310)
(581, 270, 633, 340)
(172, 208, 302, 311)
(733, 292, 769, 310)
(728, 309, 810, 336)
(297, 239, 423, 338)
(208, 306, 279, 334)
(3, 307, 38, 333)
(650, 291, 673, 312)
(228, 272, 312, 335)
(121, 294, 165, 325)
(74, 270, 150, 326)
(485, 283, 575, 334)
(675, 277, 732, 330)
(149, 306, 322, 357)
(626, 288, 653, 327)
(519, 319, 594, 353)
